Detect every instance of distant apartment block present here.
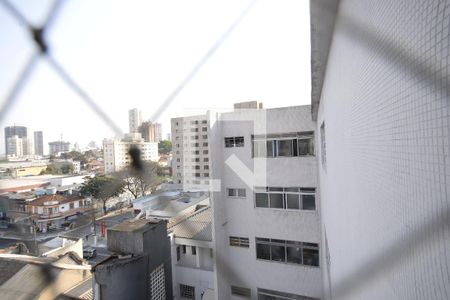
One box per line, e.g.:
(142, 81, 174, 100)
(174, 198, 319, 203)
(33, 131, 44, 156)
(129, 108, 143, 133)
(4, 125, 33, 158)
(103, 133, 159, 174)
(48, 141, 70, 156)
(6, 135, 24, 158)
(171, 115, 210, 189)
(140, 121, 163, 143)
(209, 105, 321, 299)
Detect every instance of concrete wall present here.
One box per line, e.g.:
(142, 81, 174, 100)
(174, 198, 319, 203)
(210, 106, 322, 299)
(315, 0, 450, 299)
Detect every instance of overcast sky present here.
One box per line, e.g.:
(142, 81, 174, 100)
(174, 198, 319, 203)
(0, 0, 311, 155)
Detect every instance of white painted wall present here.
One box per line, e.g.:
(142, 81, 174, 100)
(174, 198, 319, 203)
(210, 106, 322, 299)
(315, 0, 450, 299)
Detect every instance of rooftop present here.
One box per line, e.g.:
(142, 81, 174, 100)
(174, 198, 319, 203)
(169, 206, 212, 241)
(109, 218, 164, 233)
(28, 194, 84, 206)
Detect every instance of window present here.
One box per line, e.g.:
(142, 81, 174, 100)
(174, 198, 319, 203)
(252, 132, 314, 157)
(69, 202, 74, 209)
(203, 142, 208, 146)
(225, 136, 245, 147)
(192, 158, 200, 162)
(202, 127, 207, 132)
(202, 135, 207, 139)
(204, 158, 209, 162)
(192, 150, 200, 155)
(176, 246, 181, 261)
(192, 246, 196, 255)
(231, 286, 251, 298)
(227, 188, 246, 197)
(257, 288, 319, 300)
(180, 284, 195, 299)
(203, 150, 208, 154)
(255, 238, 319, 267)
(204, 165, 209, 170)
(192, 135, 199, 140)
(191, 143, 199, 147)
(202, 120, 208, 124)
(254, 187, 316, 211)
(320, 122, 326, 169)
(182, 245, 186, 254)
(190, 128, 198, 132)
(229, 236, 250, 248)
(203, 173, 209, 177)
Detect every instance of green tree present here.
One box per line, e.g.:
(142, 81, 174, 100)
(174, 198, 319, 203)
(80, 175, 124, 214)
(158, 140, 172, 154)
(114, 161, 161, 199)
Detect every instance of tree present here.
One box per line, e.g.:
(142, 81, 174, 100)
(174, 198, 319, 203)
(114, 161, 161, 199)
(158, 140, 172, 154)
(80, 175, 124, 214)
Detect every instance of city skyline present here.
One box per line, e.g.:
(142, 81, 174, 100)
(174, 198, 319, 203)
(0, 0, 310, 155)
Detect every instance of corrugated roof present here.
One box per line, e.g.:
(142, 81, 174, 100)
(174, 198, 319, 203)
(170, 207, 212, 241)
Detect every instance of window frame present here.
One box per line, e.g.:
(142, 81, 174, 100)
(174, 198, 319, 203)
(254, 187, 316, 211)
(255, 237, 319, 267)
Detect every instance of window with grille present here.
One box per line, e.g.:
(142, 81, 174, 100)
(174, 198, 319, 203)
(180, 284, 195, 299)
(225, 136, 245, 147)
(257, 288, 319, 300)
(231, 285, 251, 298)
(227, 188, 246, 198)
(150, 264, 166, 300)
(230, 236, 250, 248)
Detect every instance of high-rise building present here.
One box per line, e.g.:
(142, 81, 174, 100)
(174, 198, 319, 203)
(139, 121, 162, 143)
(129, 108, 143, 133)
(48, 141, 71, 156)
(209, 105, 320, 299)
(6, 135, 24, 158)
(4, 125, 33, 156)
(33, 131, 44, 156)
(103, 133, 159, 174)
(171, 114, 210, 189)
(310, 0, 450, 299)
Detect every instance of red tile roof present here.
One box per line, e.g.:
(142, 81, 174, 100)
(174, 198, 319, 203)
(27, 194, 84, 206)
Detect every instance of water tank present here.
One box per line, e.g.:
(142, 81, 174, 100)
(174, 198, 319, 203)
(46, 187, 57, 195)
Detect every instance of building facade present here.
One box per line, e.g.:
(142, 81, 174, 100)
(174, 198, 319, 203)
(33, 131, 44, 156)
(6, 135, 24, 158)
(48, 141, 70, 156)
(103, 134, 159, 174)
(171, 115, 210, 189)
(140, 121, 163, 143)
(25, 194, 90, 232)
(209, 105, 321, 299)
(129, 108, 143, 133)
(4, 126, 33, 158)
(169, 207, 214, 300)
(311, 0, 450, 299)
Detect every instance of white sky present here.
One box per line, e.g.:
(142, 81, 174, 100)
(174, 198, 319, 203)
(0, 0, 311, 155)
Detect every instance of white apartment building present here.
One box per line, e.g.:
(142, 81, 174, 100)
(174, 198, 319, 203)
(209, 105, 321, 299)
(103, 133, 159, 174)
(171, 115, 210, 189)
(169, 206, 214, 300)
(129, 108, 143, 133)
